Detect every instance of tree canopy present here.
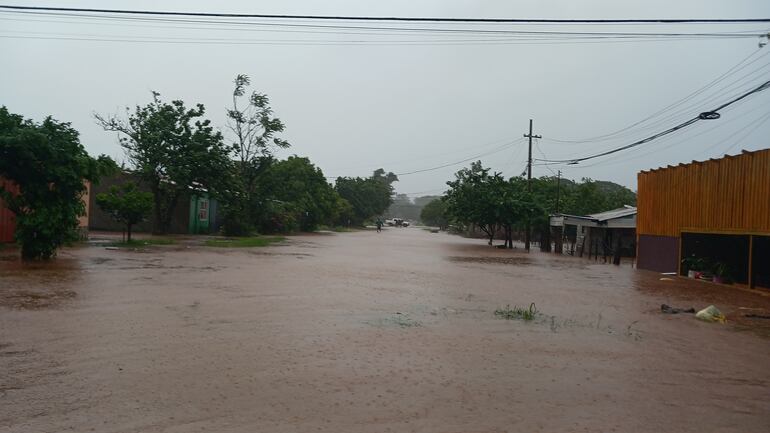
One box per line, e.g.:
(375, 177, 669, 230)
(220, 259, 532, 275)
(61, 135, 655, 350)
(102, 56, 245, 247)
(0, 107, 109, 259)
(257, 156, 347, 232)
(95, 92, 232, 234)
(443, 161, 636, 249)
(335, 168, 396, 226)
(95, 182, 153, 242)
(420, 198, 449, 230)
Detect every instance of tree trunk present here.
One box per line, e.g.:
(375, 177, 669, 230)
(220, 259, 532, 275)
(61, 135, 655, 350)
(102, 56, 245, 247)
(152, 195, 164, 235)
(126, 223, 133, 242)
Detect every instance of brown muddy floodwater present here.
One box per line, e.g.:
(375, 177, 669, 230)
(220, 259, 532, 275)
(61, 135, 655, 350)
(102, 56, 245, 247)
(1, 229, 769, 432)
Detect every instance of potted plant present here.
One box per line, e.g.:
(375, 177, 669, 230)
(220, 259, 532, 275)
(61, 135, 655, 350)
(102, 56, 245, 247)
(712, 262, 731, 284)
(681, 256, 706, 278)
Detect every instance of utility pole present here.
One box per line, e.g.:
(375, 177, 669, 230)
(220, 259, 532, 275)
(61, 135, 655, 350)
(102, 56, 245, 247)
(523, 119, 541, 252)
(554, 170, 563, 254)
(555, 170, 561, 214)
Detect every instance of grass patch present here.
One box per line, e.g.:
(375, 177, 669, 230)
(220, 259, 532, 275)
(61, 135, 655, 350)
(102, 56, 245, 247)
(332, 226, 356, 232)
(107, 238, 175, 247)
(205, 236, 285, 248)
(495, 303, 539, 321)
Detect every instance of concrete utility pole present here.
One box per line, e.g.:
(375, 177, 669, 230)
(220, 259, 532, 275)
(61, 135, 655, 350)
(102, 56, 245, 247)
(555, 170, 561, 213)
(523, 119, 541, 252)
(554, 170, 563, 254)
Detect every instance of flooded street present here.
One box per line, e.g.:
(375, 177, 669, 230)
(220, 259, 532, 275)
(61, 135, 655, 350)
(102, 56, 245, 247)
(1, 229, 769, 432)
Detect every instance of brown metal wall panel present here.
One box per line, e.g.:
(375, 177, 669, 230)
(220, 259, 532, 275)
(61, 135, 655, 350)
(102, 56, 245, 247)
(637, 235, 679, 273)
(637, 148, 770, 237)
(0, 178, 18, 243)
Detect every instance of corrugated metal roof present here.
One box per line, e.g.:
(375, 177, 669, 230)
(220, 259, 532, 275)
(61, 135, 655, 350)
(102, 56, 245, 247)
(587, 206, 637, 222)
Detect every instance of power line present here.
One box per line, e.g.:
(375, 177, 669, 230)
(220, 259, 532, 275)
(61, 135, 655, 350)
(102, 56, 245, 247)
(0, 11, 767, 39)
(324, 139, 521, 179)
(394, 141, 517, 176)
(6, 34, 754, 47)
(535, 79, 770, 164)
(543, 47, 770, 145)
(568, 104, 770, 169)
(1, 5, 769, 24)
(721, 110, 770, 154)
(0, 11, 764, 39)
(539, 53, 770, 162)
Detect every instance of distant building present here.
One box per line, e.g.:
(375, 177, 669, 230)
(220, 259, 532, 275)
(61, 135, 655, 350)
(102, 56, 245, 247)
(636, 149, 770, 289)
(89, 171, 221, 235)
(550, 206, 637, 262)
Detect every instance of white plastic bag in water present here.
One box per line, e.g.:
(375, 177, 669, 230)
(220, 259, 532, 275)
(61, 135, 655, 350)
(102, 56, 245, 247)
(695, 305, 726, 323)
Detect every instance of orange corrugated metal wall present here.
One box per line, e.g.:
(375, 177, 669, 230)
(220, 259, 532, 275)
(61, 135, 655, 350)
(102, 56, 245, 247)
(0, 178, 18, 242)
(637, 149, 770, 237)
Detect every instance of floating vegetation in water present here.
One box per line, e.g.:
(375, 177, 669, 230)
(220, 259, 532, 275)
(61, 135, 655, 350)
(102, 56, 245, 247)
(494, 303, 539, 321)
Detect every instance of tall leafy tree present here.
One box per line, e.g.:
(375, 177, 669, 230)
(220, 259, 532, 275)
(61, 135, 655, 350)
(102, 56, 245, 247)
(224, 74, 289, 232)
(0, 107, 109, 259)
(444, 161, 502, 245)
(95, 92, 232, 234)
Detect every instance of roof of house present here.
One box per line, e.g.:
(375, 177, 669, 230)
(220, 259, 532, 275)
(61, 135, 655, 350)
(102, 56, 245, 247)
(550, 206, 637, 228)
(586, 205, 637, 222)
(639, 148, 770, 174)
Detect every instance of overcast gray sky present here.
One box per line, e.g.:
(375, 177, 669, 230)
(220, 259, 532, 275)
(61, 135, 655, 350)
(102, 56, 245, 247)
(2, 0, 770, 196)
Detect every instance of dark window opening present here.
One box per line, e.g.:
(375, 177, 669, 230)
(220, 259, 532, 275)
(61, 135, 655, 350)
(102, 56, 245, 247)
(680, 232, 750, 285)
(752, 236, 770, 290)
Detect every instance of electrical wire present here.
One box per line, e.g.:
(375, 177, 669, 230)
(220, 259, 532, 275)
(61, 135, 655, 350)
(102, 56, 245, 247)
(543, 47, 770, 145)
(721, 110, 770, 154)
(323, 139, 522, 179)
(327, 137, 522, 174)
(393, 140, 517, 176)
(1, 11, 765, 39)
(1, 5, 768, 24)
(569, 104, 770, 169)
(535, 79, 770, 164)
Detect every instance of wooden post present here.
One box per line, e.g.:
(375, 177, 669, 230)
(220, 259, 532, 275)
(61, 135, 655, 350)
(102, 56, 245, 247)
(748, 235, 754, 289)
(612, 231, 622, 265)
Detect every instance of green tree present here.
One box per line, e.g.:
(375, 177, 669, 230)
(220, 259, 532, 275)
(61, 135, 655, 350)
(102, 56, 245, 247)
(95, 92, 233, 234)
(95, 182, 153, 242)
(498, 176, 541, 249)
(258, 156, 346, 232)
(335, 169, 395, 226)
(420, 198, 449, 230)
(444, 162, 502, 245)
(224, 74, 289, 233)
(0, 107, 106, 259)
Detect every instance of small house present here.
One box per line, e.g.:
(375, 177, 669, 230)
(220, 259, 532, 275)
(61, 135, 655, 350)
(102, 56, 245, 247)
(550, 206, 637, 263)
(88, 171, 221, 235)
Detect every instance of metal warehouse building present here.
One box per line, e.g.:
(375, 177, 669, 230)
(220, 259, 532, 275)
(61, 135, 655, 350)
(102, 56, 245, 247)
(636, 148, 770, 289)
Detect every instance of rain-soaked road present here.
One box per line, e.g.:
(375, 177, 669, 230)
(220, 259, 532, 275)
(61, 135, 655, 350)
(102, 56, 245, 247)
(1, 228, 770, 432)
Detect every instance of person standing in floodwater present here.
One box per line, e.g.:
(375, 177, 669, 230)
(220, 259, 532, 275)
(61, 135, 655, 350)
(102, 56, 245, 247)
(376, 218, 383, 233)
